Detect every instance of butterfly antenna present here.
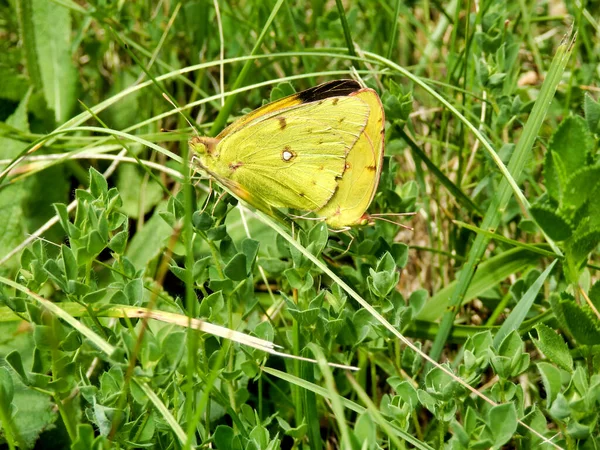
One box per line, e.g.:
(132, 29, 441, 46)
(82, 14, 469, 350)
(162, 93, 200, 138)
(369, 215, 414, 230)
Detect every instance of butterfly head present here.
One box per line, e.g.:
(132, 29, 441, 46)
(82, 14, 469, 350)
(190, 136, 220, 157)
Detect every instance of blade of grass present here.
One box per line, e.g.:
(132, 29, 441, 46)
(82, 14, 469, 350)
(454, 221, 558, 258)
(493, 260, 557, 348)
(308, 344, 352, 448)
(334, 0, 357, 58)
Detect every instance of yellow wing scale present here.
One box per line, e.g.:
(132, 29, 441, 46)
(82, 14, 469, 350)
(190, 80, 385, 228)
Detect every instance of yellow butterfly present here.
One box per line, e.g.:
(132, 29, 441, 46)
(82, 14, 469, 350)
(190, 80, 385, 229)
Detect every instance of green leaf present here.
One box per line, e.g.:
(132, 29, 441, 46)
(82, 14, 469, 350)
(125, 278, 143, 305)
(241, 239, 260, 274)
(307, 222, 328, 256)
(21, 0, 77, 123)
(199, 291, 224, 320)
(192, 211, 213, 230)
(560, 300, 600, 345)
(354, 413, 376, 446)
(86, 230, 106, 257)
(531, 324, 573, 372)
(71, 423, 107, 450)
(224, 253, 248, 281)
(391, 243, 409, 268)
(567, 230, 600, 269)
(486, 403, 517, 448)
(562, 165, 600, 211)
(214, 425, 243, 450)
(61, 244, 78, 280)
(108, 230, 128, 254)
(89, 167, 108, 199)
(590, 280, 600, 312)
(367, 270, 398, 298)
(543, 116, 593, 202)
(529, 205, 572, 241)
(0, 366, 15, 405)
(549, 393, 570, 420)
(5, 351, 28, 384)
(584, 93, 600, 134)
(536, 362, 562, 407)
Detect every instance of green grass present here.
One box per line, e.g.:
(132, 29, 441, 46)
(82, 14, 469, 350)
(0, 1, 599, 449)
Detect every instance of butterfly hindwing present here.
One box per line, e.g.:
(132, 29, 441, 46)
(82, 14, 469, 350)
(316, 88, 385, 228)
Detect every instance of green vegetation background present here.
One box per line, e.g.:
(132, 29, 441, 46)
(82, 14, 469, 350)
(0, 1, 599, 449)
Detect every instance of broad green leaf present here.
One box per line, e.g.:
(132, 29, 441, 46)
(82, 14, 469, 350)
(536, 362, 562, 407)
(532, 324, 573, 372)
(20, 0, 77, 123)
(487, 403, 517, 448)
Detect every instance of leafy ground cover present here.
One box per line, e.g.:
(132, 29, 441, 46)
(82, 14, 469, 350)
(0, 1, 599, 449)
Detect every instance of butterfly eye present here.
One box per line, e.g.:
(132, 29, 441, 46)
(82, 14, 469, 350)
(281, 146, 296, 162)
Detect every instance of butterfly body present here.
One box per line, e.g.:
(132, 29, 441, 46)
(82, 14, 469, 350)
(190, 80, 385, 228)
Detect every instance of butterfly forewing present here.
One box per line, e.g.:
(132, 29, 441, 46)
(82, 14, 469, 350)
(217, 80, 362, 138)
(207, 95, 370, 211)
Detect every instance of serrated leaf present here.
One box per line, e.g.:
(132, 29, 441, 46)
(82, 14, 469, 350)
(563, 165, 600, 211)
(530, 205, 572, 241)
(567, 230, 600, 268)
(532, 324, 573, 372)
(560, 300, 600, 345)
(547, 116, 593, 174)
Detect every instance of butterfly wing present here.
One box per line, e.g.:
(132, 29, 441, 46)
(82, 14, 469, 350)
(217, 80, 363, 138)
(316, 88, 385, 228)
(205, 95, 370, 211)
